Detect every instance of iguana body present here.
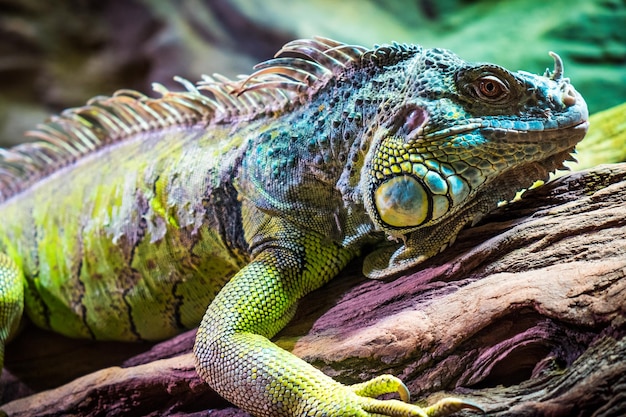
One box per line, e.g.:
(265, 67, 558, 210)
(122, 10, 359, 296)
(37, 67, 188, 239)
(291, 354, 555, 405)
(0, 38, 587, 416)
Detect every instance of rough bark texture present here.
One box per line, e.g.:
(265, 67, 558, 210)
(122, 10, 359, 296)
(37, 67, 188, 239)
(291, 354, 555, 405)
(1, 163, 624, 416)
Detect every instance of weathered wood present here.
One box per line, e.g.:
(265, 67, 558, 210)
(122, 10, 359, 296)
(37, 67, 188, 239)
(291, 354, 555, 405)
(2, 163, 625, 416)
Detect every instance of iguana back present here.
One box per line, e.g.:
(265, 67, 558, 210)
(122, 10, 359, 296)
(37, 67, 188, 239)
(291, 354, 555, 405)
(0, 39, 376, 341)
(0, 122, 253, 340)
(0, 38, 367, 341)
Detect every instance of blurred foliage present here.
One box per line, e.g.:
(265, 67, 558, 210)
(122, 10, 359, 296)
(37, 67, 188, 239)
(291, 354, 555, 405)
(0, 0, 624, 154)
(575, 102, 626, 170)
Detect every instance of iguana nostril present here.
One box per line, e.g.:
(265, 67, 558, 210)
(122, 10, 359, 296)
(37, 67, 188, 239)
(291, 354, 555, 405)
(562, 85, 576, 107)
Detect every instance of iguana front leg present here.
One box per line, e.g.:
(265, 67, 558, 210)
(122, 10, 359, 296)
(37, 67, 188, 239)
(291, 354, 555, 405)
(193, 225, 479, 416)
(0, 253, 24, 369)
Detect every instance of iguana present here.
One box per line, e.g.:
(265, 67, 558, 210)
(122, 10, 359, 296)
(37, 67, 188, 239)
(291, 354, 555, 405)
(0, 37, 588, 416)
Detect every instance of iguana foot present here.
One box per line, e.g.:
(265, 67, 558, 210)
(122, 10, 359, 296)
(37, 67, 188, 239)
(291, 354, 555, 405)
(347, 375, 483, 416)
(345, 393, 483, 417)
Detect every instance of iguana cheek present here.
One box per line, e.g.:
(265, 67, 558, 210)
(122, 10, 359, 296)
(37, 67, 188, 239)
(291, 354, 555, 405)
(374, 175, 429, 227)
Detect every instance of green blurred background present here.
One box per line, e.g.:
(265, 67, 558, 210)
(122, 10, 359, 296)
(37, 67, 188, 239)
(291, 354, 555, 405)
(1, 0, 625, 147)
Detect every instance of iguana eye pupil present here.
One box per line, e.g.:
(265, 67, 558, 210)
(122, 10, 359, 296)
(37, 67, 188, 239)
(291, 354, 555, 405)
(476, 75, 508, 100)
(483, 82, 496, 93)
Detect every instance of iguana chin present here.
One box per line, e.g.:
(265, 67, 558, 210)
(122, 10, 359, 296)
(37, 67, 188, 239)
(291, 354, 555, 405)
(0, 37, 588, 416)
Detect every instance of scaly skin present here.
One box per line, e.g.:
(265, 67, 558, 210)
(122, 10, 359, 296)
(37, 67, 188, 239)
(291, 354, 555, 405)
(0, 38, 587, 416)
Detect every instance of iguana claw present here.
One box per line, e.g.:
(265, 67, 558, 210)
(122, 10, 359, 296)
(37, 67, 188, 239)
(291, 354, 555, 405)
(423, 397, 485, 417)
(350, 374, 411, 402)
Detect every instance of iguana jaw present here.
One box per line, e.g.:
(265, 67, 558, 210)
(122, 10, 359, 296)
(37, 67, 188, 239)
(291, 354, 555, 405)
(362, 141, 586, 280)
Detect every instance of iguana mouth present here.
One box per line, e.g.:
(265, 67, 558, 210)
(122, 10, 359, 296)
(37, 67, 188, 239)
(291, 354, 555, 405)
(422, 117, 588, 142)
(481, 119, 589, 153)
(403, 113, 588, 147)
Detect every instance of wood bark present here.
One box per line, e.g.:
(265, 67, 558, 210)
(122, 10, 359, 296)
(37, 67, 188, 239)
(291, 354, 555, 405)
(1, 163, 625, 417)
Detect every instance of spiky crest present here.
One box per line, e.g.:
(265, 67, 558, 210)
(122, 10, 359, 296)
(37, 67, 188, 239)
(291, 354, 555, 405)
(0, 37, 418, 203)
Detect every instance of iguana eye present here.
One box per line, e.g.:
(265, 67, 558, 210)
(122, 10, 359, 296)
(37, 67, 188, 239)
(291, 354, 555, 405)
(474, 76, 509, 101)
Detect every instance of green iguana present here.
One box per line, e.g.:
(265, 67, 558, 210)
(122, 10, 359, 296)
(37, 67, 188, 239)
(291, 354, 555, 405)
(0, 37, 588, 416)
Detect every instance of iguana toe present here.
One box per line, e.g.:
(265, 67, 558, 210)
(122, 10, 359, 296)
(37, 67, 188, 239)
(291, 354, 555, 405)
(423, 397, 485, 417)
(350, 374, 411, 402)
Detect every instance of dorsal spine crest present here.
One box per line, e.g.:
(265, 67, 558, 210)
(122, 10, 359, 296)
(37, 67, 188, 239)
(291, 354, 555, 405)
(0, 37, 418, 203)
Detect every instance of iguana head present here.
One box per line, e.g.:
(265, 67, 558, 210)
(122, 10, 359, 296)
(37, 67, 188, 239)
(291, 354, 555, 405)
(358, 46, 588, 278)
(228, 39, 587, 278)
